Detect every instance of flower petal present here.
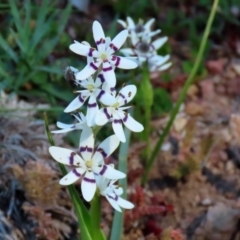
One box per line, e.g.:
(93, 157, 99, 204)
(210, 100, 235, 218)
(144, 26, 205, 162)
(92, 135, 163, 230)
(112, 112, 125, 142)
(79, 127, 94, 160)
(117, 85, 137, 106)
(92, 135, 120, 162)
(95, 107, 112, 126)
(117, 19, 127, 28)
(81, 171, 96, 201)
(102, 82, 117, 97)
(69, 42, 98, 57)
(97, 164, 126, 179)
(94, 89, 116, 106)
(64, 91, 89, 113)
(92, 21, 106, 52)
(102, 61, 116, 87)
(56, 121, 74, 129)
(158, 62, 172, 71)
(49, 146, 84, 166)
(117, 197, 134, 209)
(106, 194, 122, 212)
(107, 30, 128, 55)
(149, 54, 170, 67)
(144, 18, 155, 30)
(86, 94, 98, 127)
(110, 56, 138, 69)
(152, 37, 168, 50)
(59, 168, 85, 185)
(126, 16, 135, 29)
(120, 48, 135, 56)
(120, 112, 144, 132)
(76, 61, 101, 80)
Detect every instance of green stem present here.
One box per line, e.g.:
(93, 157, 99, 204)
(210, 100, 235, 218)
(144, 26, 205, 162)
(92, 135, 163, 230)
(90, 193, 105, 240)
(44, 113, 92, 240)
(142, 0, 219, 185)
(110, 126, 131, 240)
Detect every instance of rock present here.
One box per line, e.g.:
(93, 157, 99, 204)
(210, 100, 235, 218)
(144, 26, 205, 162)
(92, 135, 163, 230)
(201, 198, 212, 206)
(174, 117, 188, 132)
(186, 102, 204, 116)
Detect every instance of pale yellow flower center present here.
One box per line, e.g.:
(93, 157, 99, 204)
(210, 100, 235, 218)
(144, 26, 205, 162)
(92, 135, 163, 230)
(87, 84, 95, 92)
(100, 53, 107, 60)
(112, 102, 119, 108)
(86, 160, 93, 168)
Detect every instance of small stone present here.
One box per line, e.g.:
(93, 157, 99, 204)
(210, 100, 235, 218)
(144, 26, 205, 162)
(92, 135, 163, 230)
(174, 117, 188, 132)
(187, 84, 199, 97)
(186, 102, 204, 116)
(201, 198, 212, 206)
(226, 161, 235, 174)
(161, 142, 171, 151)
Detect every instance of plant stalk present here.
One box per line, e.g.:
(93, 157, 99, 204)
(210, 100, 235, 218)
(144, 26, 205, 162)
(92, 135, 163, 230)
(142, 0, 219, 185)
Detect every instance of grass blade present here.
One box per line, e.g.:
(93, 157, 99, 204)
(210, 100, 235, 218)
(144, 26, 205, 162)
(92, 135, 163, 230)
(0, 34, 18, 62)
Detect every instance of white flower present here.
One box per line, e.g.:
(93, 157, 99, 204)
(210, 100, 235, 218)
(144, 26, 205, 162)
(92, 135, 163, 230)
(148, 54, 172, 72)
(69, 21, 138, 87)
(121, 36, 168, 60)
(118, 17, 161, 43)
(49, 127, 125, 202)
(51, 112, 88, 134)
(95, 85, 144, 142)
(96, 176, 134, 212)
(64, 76, 115, 126)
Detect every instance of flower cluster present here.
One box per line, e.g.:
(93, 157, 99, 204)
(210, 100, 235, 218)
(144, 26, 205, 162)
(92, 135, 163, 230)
(118, 17, 172, 72)
(49, 20, 144, 211)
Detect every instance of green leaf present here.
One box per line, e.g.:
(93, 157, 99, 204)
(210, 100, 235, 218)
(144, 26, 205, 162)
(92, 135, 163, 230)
(110, 127, 131, 240)
(40, 84, 73, 102)
(9, 28, 26, 54)
(89, 194, 106, 240)
(44, 113, 92, 240)
(0, 60, 9, 78)
(57, 3, 71, 34)
(0, 34, 18, 62)
(35, 65, 61, 74)
(22, 0, 31, 48)
(9, 0, 22, 37)
(152, 88, 173, 115)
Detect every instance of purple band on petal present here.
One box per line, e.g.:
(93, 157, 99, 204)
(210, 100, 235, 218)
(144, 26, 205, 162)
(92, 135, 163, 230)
(108, 193, 118, 201)
(114, 119, 122, 124)
(97, 90, 105, 100)
(90, 62, 98, 70)
(96, 38, 105, 45)
(96, 147, 107, 158)
(83, 176, 96, 183)
(99, 165, 107, 175)
(78, 94, 85, 103)
(109, 43, 118, 52)
(110, 87, 116, 92)
(80, 146, 93, 153)
(73, 168, 81, 177)
(69, 152, 76, 165)
(88, 102, 97, 108)
(103, 108, 111, 119)
(87, 146, 93, 152)
(103, 66, 112, 72)
(123, 114, 128, 122)
(88, 48, 95, 57)
(112, 55, 120, 67)
(119, 93, 125, 100)
(98, 74, 105, 83)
